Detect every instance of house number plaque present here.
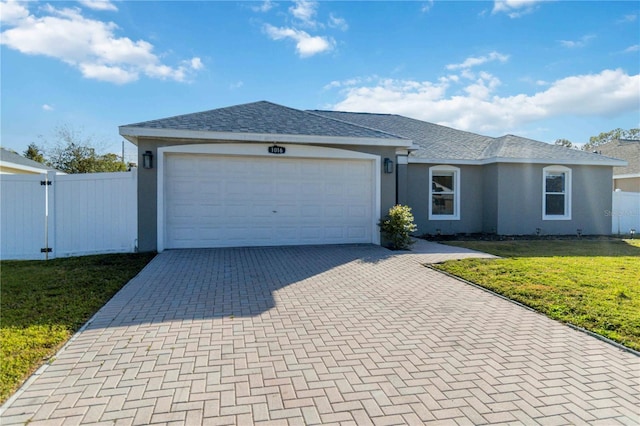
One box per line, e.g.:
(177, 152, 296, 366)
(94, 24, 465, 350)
(268, 145, 286, 154)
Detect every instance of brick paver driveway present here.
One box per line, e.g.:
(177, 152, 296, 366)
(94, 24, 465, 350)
(2, 244, 638, 425)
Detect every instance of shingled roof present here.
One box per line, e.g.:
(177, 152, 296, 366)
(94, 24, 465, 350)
(596, 139, 640, 176)
(120, 101, 624, 166)
(120, 101, 408, 143)
(309, 111, 493, 161)
(312, 110, 625, 166)
(0, 148, 59, 173)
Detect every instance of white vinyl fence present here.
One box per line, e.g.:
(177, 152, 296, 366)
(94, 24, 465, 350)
(1, 170, 137, 260)
(611, 191, 640, 235)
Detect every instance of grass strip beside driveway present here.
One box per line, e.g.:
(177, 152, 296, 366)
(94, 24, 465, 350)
(432, 239, 640, 351)
(0, 253, 155, 404)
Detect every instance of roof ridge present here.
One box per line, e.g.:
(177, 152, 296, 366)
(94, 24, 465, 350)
(123, 100, 274, 127)
(305, 110, 409, 140)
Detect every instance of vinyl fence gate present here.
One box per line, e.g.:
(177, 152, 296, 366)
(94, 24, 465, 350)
(611, 190, 640, 236)
(1, 170, 137, 260)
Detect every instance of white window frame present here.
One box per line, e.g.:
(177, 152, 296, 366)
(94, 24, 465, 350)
(543, 165, 572, 220)
(429, 165, 460, 220)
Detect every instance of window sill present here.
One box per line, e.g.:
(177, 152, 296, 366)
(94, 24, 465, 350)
(429, 215, 460, 221)
(543, 216, 571, 221)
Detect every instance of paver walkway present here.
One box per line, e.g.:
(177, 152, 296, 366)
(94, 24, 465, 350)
(1, 244, 638, 425)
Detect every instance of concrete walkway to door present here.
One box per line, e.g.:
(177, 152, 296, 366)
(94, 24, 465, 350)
(1, 244, 638, 425)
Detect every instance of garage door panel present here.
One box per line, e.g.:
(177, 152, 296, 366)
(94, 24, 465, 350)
(250, 204, 274, 218)
(323, 226, 344, 238)
(300, 205, 322, 217)
(347, 226, 368, 238)
(164, 153, 374, 248)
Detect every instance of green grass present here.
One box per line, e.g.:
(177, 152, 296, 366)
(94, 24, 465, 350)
(0, 253, 155, 404)
(432, 239, 640, 351)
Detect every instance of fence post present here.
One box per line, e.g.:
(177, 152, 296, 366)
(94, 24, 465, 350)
(43, 171, 57, 260)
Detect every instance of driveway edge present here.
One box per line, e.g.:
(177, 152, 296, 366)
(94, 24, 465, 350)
(428, 264, 640, 358)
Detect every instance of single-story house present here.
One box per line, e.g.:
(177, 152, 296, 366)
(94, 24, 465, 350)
(595, 139, 640, 193)
(0, 147, 61, 175)
(119, 101, 626, 252)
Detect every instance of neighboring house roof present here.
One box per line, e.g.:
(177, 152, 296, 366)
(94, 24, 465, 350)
(312, 110, 625, 166)
(120, 101, 410, 146)
(595, 139, 640, 177)
(0, 147, 59, 174)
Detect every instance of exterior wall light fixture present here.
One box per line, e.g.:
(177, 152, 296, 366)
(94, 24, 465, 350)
(384, 158, 394, 174)
(142, 151, 153, 169)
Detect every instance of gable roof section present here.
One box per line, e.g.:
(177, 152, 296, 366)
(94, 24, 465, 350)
(482, 135, 626, 166)
(311, 110, 625, 166)
(596, 139, 640, 176)
(120, 101, 411, 147)
(0, 148, 59, 174)
(119, 101, 625, 166)
(309, 111, 494, 161)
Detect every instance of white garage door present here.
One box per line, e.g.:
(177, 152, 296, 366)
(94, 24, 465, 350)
(164, 154, 375, 248)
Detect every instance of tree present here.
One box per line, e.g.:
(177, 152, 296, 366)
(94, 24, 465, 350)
(42, 125, 126, 174)
(554, 138, 573, 148)
(23, 143, 46, 163)
(583, 128, 640, 152)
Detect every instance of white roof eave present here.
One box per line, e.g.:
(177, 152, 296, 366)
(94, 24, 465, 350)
(408, 156, 627, 167)
(118, 127, 413, 148)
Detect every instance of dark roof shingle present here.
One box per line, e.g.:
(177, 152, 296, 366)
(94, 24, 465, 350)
(122, 101, 406, 141)
(121, 101, 625, 166)
(0, 148, 58, 172)
(312, 110, 623, 165)
(596, 139, 640, 175)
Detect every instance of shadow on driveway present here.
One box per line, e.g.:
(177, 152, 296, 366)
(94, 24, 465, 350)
(86, 244, 391, 330)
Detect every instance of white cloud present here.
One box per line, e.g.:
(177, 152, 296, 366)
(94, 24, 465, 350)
(618, 13, 638, 23)
(251, 0, 275, 13)
(329, 69, 640, 134)
(492, 0, 545, 18)
(0, 0, 29, 25)
(0, 2, 203, 84)
(189, 57, 204, 70)
(323, 75, 378, 90)
(78, 0, 118, 12)
(289, 0, 318, 27)
(229, 81, 244, 90)
(263, 24, 334, 57)
(560, 34, 595, 49)
(421, 0, 434, 13)
(624, 45, 640, 53)
(42, 104, 54, 111)
(446, 51, 509, 70)
(328, 13, 348, 31)
(258, 0, 346, 57)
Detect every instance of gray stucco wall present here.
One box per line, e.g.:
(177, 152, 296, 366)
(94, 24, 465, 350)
(136, 139, 398, 252)
(494, 163, 613, 235)
(481, 164, 499, 234)
(406, 164, 484, 236)
(136, 141, 159, 252)
(404, 162, 614, 237)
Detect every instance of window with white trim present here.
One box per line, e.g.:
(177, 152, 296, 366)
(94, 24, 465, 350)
(543, 166, 571, 220)
(429, 166, 460, 220)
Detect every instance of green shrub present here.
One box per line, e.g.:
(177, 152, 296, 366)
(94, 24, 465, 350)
(378, 204, 418, 250)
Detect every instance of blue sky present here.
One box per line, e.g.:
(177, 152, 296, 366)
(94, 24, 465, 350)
(1, 0, 639, 161)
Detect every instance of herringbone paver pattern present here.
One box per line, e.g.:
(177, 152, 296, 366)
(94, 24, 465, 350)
(1, 244, 638, 425)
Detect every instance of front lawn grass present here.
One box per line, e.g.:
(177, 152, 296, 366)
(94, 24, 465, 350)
(0, 253, 155, 404)
(432, 239, 640, 351)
